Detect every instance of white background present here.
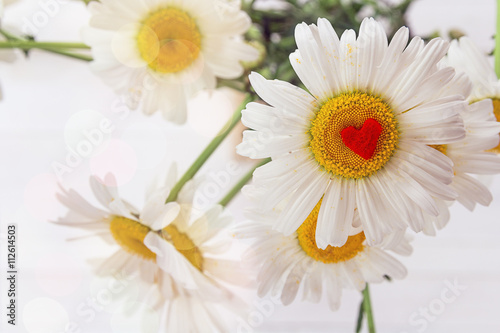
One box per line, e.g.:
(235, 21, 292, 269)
(0, 0, 499, 332)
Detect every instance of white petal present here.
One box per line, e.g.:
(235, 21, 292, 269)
(140, 199, 181, 230)
(316, 178, 356, 248)
(274, 169, 330, 235)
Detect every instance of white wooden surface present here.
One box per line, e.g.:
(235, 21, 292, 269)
(0, 0, 499, 332)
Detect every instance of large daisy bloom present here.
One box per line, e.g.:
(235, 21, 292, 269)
(83, 0, 258, 123)
(237, 17, 467, 247)
(55, 169, 248, 330)
(235, 200, 411, 311)
(447, 36, 500, 153)
(423, 72, 500, 235)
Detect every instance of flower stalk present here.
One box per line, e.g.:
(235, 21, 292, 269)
(362, 284, 376, 333)
(218, 158, 271, 207)
(0, 41, 90, 50)
(165, 93, 253, 203)
(0, 30, 93, 62)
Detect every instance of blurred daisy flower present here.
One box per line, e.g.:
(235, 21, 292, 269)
(447, 36, 500, 153)
(55, 167, 249, 331)
(237, 17, 467, 247)
(235, 197, 411, 311)
(83, 0, 258, 123)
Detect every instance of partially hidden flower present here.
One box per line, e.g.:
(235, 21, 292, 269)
(83, 0, 258, 123)
(423, 69, 500, 235)
(237, 17, 467, 247)
(55, 167, 249, 331)
(235, 192, 411, 311)
(447, 36, 500, 153)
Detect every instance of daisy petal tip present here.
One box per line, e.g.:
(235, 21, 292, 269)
(158, 201, 181, 229)
(143, 232, 162, 255)
(315, 236, 328, 250)
(317, 17, 330, 26)
(248, 71, 265, 84)
(235, 141, 251, 158)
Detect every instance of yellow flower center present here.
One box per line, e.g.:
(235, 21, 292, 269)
(309, 92, 398, 179)
(110, 216, 156, 261)
(137, 7, 201, 73)
(429, 144, 448, 155)
(162, 225, 204, 271)
(296, 200, 366, 263)
(109, 217, 203, 270)
(489, 98, 500, 153)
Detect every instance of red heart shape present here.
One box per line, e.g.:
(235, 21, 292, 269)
(340, 118, 382, 160)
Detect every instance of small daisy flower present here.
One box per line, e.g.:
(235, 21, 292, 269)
(235, 200, 411, 311)
(237, 18, 467, 247)
(55, 168, 248, 329)
(423, 72, 500, 235)
(83, 0, 258, 123)
(447, 36, 500, 153)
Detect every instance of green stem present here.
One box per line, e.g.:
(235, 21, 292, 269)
(0, 29, 19, 41)
(0, 41, 90, 49)
(496, 0, 500, 77)
(362, 284, 376, 333)
(35, 47, 93, 61)
(355, 298, 365, 333)
(218, 158, 271, 207)
(0, 29, 92, 61)
(165, 93, 253, 203)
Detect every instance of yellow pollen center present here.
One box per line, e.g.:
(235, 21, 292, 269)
(429, 144, 448, 155)
(109, 217, 203, 270)
(109, 216, 156, 261)
(137, 7, 201, 73)
(309, 92, 398, 179)
(296, 200, 366, 263)
(489, 99, 500, 153)
(162, 225, 203, 271)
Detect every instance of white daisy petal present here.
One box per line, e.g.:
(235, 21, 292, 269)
(316, 178, 356, 248)
(301, 262, 322, 303)
(254, 159, 322, 212)
(452, 173, 493, 210)
(281, 257, 309, 306)
(356, 17, 388, 92)
(274, 169, 330, 235)
(324, 266, 342, 311)
(247, 72, 316, 119)
(140, 199, 181, 230)
(252, 149, 311, 182)
(364, 247, 407, 280)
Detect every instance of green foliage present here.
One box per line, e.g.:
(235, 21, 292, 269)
(245, 0, 416, 85)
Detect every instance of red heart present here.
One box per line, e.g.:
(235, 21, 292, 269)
(340, 118, 382, 160)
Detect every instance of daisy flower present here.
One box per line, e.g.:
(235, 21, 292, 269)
(235, 199, 411, 311)
(83, 0, 258, 123)
(237, 17, 467, 247)
(447, 36, 500, 153)
(55, 168, 249, 330)
(423, 72, 500, 235)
